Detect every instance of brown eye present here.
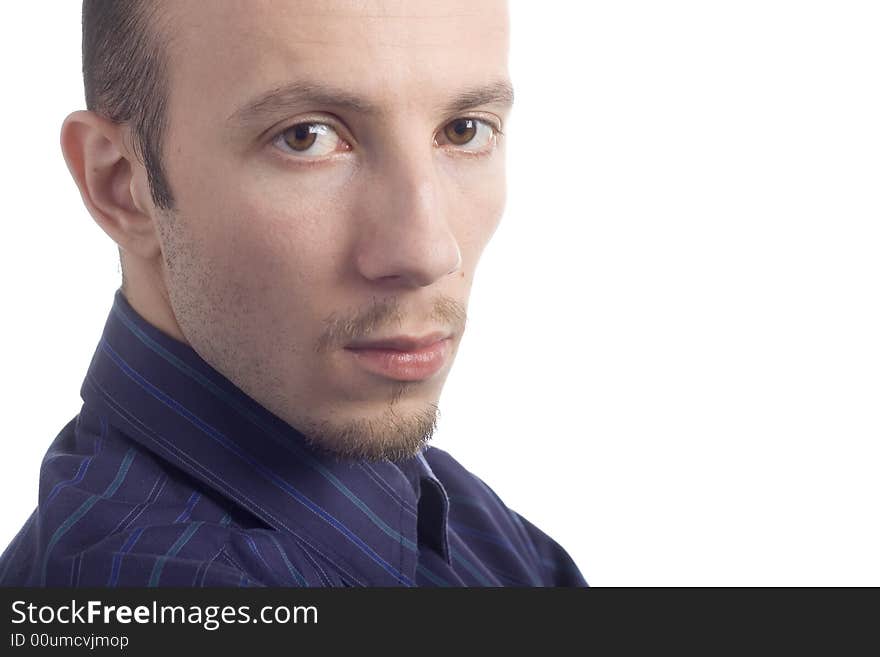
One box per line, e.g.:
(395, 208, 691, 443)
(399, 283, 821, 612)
(272, 122, 347, 159)
(444, 118, 477, 145)
(437, 118, 499, 155)
(282, 123, 321, 151)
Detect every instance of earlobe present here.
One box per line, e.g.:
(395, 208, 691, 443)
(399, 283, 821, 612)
(59, 110, 162, 261)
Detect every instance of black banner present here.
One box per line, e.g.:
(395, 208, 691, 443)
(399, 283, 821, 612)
(1, 587, 585, 653)
(1, 587, 874, 654)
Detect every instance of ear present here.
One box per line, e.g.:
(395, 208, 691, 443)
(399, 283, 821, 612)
(59, 110, 162, 261)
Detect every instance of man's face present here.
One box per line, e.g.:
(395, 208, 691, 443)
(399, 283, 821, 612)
(147, 0, 511, 461)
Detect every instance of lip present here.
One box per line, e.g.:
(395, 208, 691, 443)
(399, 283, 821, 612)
(344, 335, 452, 381)
(346, 332, 451, 351)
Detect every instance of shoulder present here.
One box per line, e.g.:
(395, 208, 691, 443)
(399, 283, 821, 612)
(422, 445, 498, 500)
(422, 444, 520, 514)
(2, 419, 243, 585)
(423, 446, 588, 587)
(0, 407, 348, 587)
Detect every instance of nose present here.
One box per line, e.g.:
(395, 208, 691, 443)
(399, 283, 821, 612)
(354, 152, 462, 288)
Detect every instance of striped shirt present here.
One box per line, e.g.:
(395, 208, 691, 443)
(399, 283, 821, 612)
(0, 290, 587, 587)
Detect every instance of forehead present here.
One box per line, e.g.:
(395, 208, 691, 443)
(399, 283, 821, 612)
(162, 0, 510, 123)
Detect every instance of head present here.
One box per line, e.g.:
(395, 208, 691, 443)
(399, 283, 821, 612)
(63, 0, 512, 462)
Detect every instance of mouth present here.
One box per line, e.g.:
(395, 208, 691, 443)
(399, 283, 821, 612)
(343, 333, 453, 382)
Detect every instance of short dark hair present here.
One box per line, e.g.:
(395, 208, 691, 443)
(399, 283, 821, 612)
(82, 0, 175, 211)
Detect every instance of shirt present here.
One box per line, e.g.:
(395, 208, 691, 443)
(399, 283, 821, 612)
(0, 289, 587, 587)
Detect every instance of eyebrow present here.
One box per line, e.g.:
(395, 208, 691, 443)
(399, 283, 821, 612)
(226, 78, 515, 128)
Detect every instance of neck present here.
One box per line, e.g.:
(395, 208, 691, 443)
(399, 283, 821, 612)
(120, 252, 189, 345)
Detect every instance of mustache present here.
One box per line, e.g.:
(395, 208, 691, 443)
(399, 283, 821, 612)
(314, 294, 467, 354)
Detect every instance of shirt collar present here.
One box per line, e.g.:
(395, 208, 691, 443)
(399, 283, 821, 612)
(79, 289, 451, 586)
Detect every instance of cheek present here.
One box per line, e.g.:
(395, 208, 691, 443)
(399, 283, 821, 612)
(217, 196, 336, 300)
(168, 187, 318, 308)
(447, 160, 507, 254)
(170, 136, 355, 278)
(172, 196, 337, 362)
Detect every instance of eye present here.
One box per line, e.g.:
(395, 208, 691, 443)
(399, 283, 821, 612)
(271, 122, 351, 158)
(435, 117, 501, 154)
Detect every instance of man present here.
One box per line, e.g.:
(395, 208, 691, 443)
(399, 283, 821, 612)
(0, 0, 586, 587)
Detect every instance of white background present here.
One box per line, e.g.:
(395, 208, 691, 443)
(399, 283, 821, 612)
(1, 1, 879, 586)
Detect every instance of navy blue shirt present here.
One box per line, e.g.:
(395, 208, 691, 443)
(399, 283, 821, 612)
(0, 290, 587, 587)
